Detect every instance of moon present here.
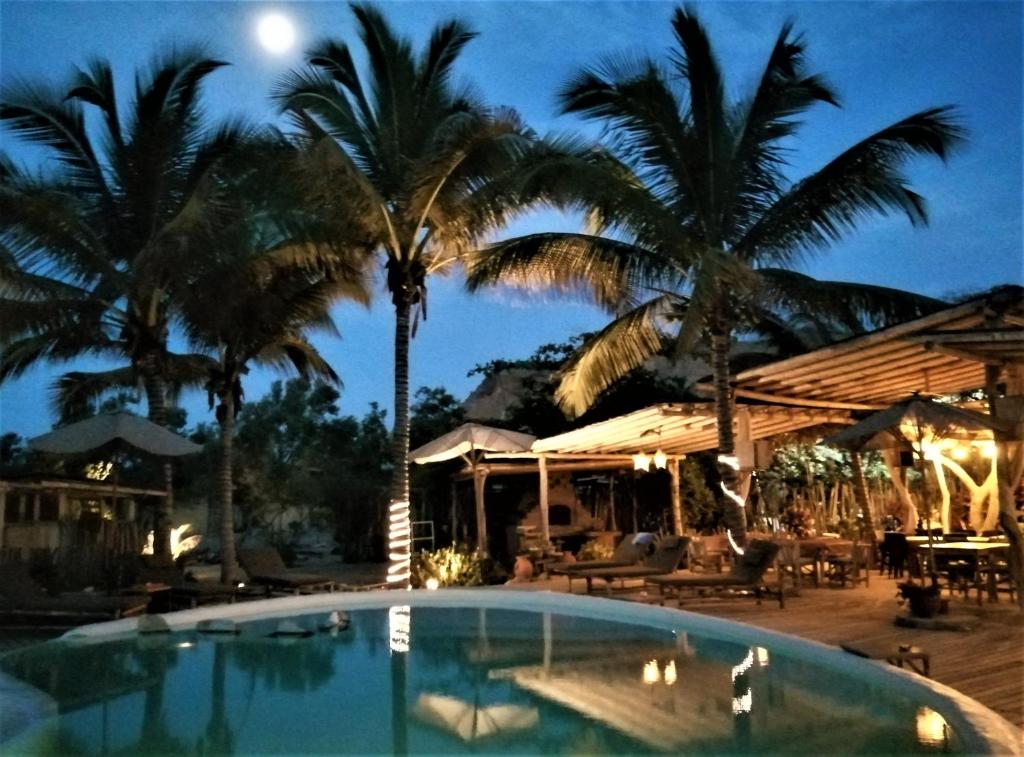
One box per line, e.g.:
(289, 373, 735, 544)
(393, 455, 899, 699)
(257, 13, 296, 55)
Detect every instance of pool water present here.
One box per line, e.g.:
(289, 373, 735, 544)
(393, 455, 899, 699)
(0, 606, 967, 754)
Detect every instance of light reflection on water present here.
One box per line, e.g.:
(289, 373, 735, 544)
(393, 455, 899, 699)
(0, 607, 962, 755)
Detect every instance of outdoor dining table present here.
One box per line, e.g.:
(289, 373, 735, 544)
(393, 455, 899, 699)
(772, 537, 853, 589)
(910, 541, 1010, 603)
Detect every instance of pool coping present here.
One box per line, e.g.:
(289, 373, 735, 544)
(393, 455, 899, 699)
(44, 588, 1021, 754)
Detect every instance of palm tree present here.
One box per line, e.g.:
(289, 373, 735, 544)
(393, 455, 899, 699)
(0, 48, 253, 554)
(276, 3, 535, 575)
(467, 7, 961, 548)
(176, 179, 367, 583)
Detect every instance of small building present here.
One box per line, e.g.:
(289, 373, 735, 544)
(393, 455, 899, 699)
(0, 475, 163, 559)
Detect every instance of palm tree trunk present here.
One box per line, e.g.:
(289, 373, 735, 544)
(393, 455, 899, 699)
(141, 358, 173, 557)
(850, 452, 876, 541)
(218, 392, 237, 584)
(388, 294, 413, 587)
(711, 327, 747, 549)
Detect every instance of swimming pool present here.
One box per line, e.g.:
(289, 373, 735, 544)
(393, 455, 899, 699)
(0, 590, 1017, 754)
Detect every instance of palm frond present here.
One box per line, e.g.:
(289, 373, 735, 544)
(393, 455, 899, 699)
(555, 295, 675, 417)
(737, 106, 965, 264)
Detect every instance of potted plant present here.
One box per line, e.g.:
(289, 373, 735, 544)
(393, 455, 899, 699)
(897, 578, 942, 618)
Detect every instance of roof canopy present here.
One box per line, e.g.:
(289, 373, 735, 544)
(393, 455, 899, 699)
(410, 423, 536, 464)
(29, 412, 202, 457)
(529, 403, 849, 457)
(729, 287, 1023, 408)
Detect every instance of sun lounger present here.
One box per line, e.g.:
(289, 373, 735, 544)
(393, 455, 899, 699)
(646, 539, 783, 608)
(136, 555, 240, 609)
(547, 533, 648, 575)
(0, 563, 149, 624)
(237, 548, 336, 593)
(573, 536, 690, 594)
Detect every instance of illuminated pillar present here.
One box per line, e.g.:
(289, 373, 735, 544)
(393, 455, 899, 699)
(538, 455, 550, 546)
(387, 499, 412, 588)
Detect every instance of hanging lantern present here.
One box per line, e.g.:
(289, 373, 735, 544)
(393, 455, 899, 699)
(653, 449, 668, 470)
(642, 659, 660, 684)
(633, 452, 651, 471)
(663, 660, 677, 686)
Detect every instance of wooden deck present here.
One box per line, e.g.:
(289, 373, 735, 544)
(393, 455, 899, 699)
(507, 571, 1024, 731)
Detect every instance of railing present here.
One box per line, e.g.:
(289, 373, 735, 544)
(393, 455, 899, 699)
(411, 520, 435, 553)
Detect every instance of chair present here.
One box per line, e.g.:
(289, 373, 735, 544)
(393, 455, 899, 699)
(136, 555, 240, 609)
(237, 548, 336, 594)
(572, 536, 690, 595)
(841, 642, 930, 677)
(0, 563, 148, 624)
(548, 534, 646, 575)
(880, 532, 908, 578)
(646, 540, 784, 608)
(826, 542, 870, 588)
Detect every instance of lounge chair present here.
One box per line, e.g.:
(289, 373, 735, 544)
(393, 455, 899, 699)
(646, 539, 784, 608)
(547, 533, 648, 576)
(237, 548, 336, 594)
(572, 536, 690, 595)
(0, 563, 149, 624)
(136, 555, 240, 609)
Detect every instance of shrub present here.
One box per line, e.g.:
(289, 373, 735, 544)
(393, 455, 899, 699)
(577, 539, 614, 561)
(411, 544, 485, 588)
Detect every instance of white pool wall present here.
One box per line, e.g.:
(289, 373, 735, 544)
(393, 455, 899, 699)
(60, 588, 1021, 755)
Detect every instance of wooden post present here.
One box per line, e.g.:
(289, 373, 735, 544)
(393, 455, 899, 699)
(473, 464, 488, 558)
(538, 455, 550, 546)
(0, 486, 6, 549)
(608, 476, 617, 532)
(449, 481, 458, 547)
(667, 458, 684, 536)
(850, 452, 876, 543)
(987, 361, 1024, 608)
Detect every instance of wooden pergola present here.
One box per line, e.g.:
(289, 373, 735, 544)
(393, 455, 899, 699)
(482, 402, 852, 538)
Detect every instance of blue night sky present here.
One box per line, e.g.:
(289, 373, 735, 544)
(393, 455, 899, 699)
(1, 0, 1021, 438)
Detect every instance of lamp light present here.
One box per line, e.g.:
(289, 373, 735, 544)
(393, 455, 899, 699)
(642, 659, 660, 684)
(386, 499, 412, 587)
(633, 452, 651, 472)
(425, 577, 439, 591)
(951, 447, 969, 461)
(653, 449, 668, 470)
(916, 707, 948, 747)
(663, 660, 677, 686)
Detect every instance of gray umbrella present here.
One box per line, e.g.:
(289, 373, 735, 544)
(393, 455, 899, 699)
(29, 412, 201, 457)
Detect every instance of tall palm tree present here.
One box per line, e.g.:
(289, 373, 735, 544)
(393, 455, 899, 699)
(467, 7, 961, 548)
(0, 48, 252, 554)
(276, 3, 535, 577)
(177, 182, 367, 583)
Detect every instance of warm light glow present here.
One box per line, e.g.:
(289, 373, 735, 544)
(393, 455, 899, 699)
(177, 641, 195, 649)
(642, 659, 660, 684)
(951, 447, 969, 461)
(425, 577, 439, 591)
(633, 452, 651, 472)
(653, 449, 668, 470)
(663, 660, 677, 686)
(916, 707, 949, 747)
(978, 441, 996, 459)
(256, 13, 295, 54)
(755, 646, 770, 667)
(141, 523, 201, 560)
(389, 605, 410, 655)
(387, 499, 412, 586)
(718, 453, 746, 555)
(731, 649, 755, 681)
(732, 688, 753, 715)
(85, 460, 113, 481)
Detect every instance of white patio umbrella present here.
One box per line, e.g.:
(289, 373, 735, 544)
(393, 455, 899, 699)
(411, 423, 535, 557)
(29, 412, 202, 457)
(413, 692, 539, 742)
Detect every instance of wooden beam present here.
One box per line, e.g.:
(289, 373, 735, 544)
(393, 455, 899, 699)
(734, 304, 984, 383)
(922, 342, 1005, 366)
(694, 384, 882, 411)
